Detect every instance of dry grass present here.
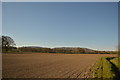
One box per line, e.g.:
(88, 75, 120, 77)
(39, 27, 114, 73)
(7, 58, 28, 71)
(2, 53, 116, 78)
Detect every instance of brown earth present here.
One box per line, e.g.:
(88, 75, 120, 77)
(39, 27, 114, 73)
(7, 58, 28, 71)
(2, 53, 116, 78)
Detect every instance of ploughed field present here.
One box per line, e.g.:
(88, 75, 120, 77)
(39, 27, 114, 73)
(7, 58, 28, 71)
(2, 53, 116, 78)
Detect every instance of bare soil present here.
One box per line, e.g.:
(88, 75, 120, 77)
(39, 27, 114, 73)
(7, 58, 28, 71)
(2, 53, 116, 78)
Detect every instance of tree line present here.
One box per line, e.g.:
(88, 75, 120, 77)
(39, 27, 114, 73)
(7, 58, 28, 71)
(17, 47, 115, 54)
(0, 35, 117, 54)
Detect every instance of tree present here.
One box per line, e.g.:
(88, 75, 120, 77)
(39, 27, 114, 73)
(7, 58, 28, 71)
(118, 44, 120, 57)
(1, 35, 16, 52)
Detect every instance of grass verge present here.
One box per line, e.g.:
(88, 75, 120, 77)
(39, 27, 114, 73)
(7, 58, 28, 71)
(93, 57, 120, 79)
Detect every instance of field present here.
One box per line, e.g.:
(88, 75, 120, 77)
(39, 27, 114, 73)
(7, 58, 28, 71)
(2, 53, 116, 78)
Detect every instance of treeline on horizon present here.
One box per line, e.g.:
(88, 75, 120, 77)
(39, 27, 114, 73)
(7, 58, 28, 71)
(2, 46, 116, 54)
(1, 35, 117, 54)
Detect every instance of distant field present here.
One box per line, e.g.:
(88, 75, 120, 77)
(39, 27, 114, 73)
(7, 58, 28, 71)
(2, 53, 116, 78)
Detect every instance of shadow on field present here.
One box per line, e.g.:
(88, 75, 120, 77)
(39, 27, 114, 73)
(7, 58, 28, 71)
(106, 57, 120, 80)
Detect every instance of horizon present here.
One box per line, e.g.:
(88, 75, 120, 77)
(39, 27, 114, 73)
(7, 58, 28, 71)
(16, 45, 116, 51)
(2, 2, 118, 51)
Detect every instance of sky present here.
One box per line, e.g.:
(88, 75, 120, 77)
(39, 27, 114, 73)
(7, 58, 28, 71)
(2, 2, 118, 51)
(0, 1, 2, 36)
(1, 0, 120, 2)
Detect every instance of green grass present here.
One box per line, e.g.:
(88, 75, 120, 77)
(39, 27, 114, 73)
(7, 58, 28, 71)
(102, 57, 115, 78)
(93, 58, 103, 78)
(110, 57, 120, 70)
(93, 57, 119, 79)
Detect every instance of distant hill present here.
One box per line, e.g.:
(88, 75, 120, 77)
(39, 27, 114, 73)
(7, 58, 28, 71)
(53, 47, 97, 53)
(25, 46, 43, 48)
(18, 46, 115, 54)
